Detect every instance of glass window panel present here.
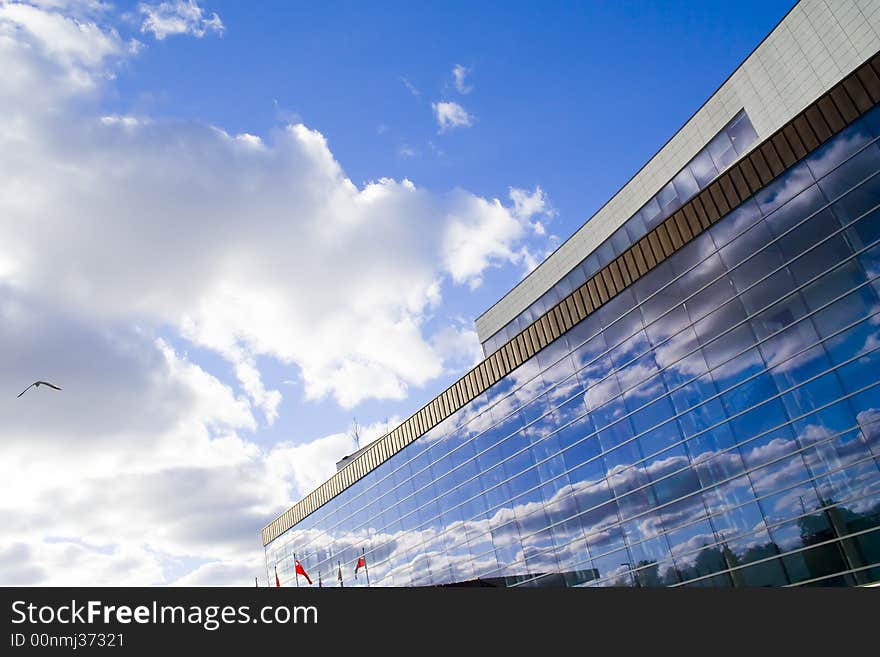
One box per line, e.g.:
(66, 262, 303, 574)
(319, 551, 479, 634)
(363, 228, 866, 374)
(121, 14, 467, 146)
(819, 146, 880, 211)
(641, 196, 663, 230)
(611, 226, 630, 254)
(727, 111, 758, 155)
(708, 130, 736, 171)
(689, 148, 718, 188)
(626, 210, 648, 243)
(845, 205, 880, 251)
(673, 165, 700, 203)
(596, 240, 615, 267)
(757, 163, 816, 218)
(657, 181, 678, 215)
(830, 169, 880, 228)
(709, 197, 763, 248)
(789, 235, 853, 286)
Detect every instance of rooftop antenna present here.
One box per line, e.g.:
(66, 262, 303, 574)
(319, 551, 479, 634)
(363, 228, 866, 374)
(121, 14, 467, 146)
(351, 418, 361, 452)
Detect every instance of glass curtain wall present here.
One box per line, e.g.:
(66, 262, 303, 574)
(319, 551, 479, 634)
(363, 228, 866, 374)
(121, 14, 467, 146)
(267, 106, 880, 588)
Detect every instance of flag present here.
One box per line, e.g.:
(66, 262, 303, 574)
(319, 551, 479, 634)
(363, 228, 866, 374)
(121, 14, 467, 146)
(355, 556, 366, 578)
(275, 565, 281, 588)
(338, 563, 343, 586)
(294, 559, 313, 585)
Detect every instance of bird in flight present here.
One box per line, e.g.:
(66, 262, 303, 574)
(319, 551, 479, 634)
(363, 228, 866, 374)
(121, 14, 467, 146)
(17, 381, 63, 398)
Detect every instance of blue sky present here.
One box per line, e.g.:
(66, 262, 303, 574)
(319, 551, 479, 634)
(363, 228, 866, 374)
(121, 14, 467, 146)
(110, 0, 795, 443)
(0, 0, 795, 585)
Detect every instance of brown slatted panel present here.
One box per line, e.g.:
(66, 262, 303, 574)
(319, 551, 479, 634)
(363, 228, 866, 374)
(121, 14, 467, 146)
(546, 312, 560, 339)
(487, 354, 499, 380)
(707, 182, 730, 216)
(738, 158, 763, 194)
(817, 95, 846, 133)
(720, 174, 741, 207)
(639, 236, 659, 268)
(524, 327, 538, 356)
(830, 85, 859, 124)
(844, 76, 874, 113)
(804, 105, 832, 142)
(592, 273, 607, 302)
(531, 317, 545, 345)
(748, 149, 774, 185)
(564, 296, 579, 324)
(673, 212, 693, 242)
(782, 124, 808, 159)
(510, 337, 522, 362)
(572, 288, 586, 317)
(760, 142, 785, 177)
(663, 218, 683, 250)
(770, 132, 796, 168)
(793, 114, 820, 151)
(608, 260, 625, 290)
(593, 272, 609, 302)
(682, 204, 703, 235)
(517, 329, 531, 359)
(578, 286, 595, 313)
(728, 165, 751, 200)
(621, 250, 639, 282)
(500, 346, 511, 373)
(656, 224, 675, 257)
(857, 64, 880, 103)
(771, 133, 797, 168)
(584, 278, 600, 308)
(558, 299, 573, 328)
(475, 364, 486, 391)
(615, 255, 632, 286)
(698, 191, 721, 223)
(602, 267, 618, 296)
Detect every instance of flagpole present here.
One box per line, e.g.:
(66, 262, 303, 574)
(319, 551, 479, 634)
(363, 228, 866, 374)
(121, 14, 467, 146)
(293, 553, 300, 588)
(364, 547, 371, 588)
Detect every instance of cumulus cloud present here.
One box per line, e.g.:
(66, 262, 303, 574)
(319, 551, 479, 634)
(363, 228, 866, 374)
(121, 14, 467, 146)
(452, 64, 472, 94)
(0, 2, 550, 585)
(443, 186, 554, 288)
(432, 101, 473, 132)
(139, 0, 223, 40)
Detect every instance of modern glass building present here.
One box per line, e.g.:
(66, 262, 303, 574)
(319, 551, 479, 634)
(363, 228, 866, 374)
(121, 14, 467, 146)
(263, 0, 880, 587)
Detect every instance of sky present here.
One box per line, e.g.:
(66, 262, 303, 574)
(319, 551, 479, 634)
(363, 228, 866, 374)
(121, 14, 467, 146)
(0, 0, 795, 586)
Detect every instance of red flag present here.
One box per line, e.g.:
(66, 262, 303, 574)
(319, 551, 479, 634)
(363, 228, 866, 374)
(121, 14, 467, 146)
(295, 559, 313, 585)
(275, 565, 281, 588)
(355, 556, 366, 577)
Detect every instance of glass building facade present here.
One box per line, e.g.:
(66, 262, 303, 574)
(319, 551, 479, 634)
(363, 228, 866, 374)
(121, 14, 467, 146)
(266, 104, 880, 587)
(480, 110, 759, 356)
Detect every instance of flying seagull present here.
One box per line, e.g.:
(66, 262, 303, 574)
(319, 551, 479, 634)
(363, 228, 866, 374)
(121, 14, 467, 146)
(17, 381, 63, 398)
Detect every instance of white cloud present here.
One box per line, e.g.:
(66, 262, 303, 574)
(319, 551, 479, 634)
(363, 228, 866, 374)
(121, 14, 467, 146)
(0, 2, 550, 585)
(452, 64, 472, 94)
(266, 419, 394, 495)
(432, 101, 473, 132)
(431, 323, 483, 370)
(443, 186, 553, 288)
(139, 0, 223, 40)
